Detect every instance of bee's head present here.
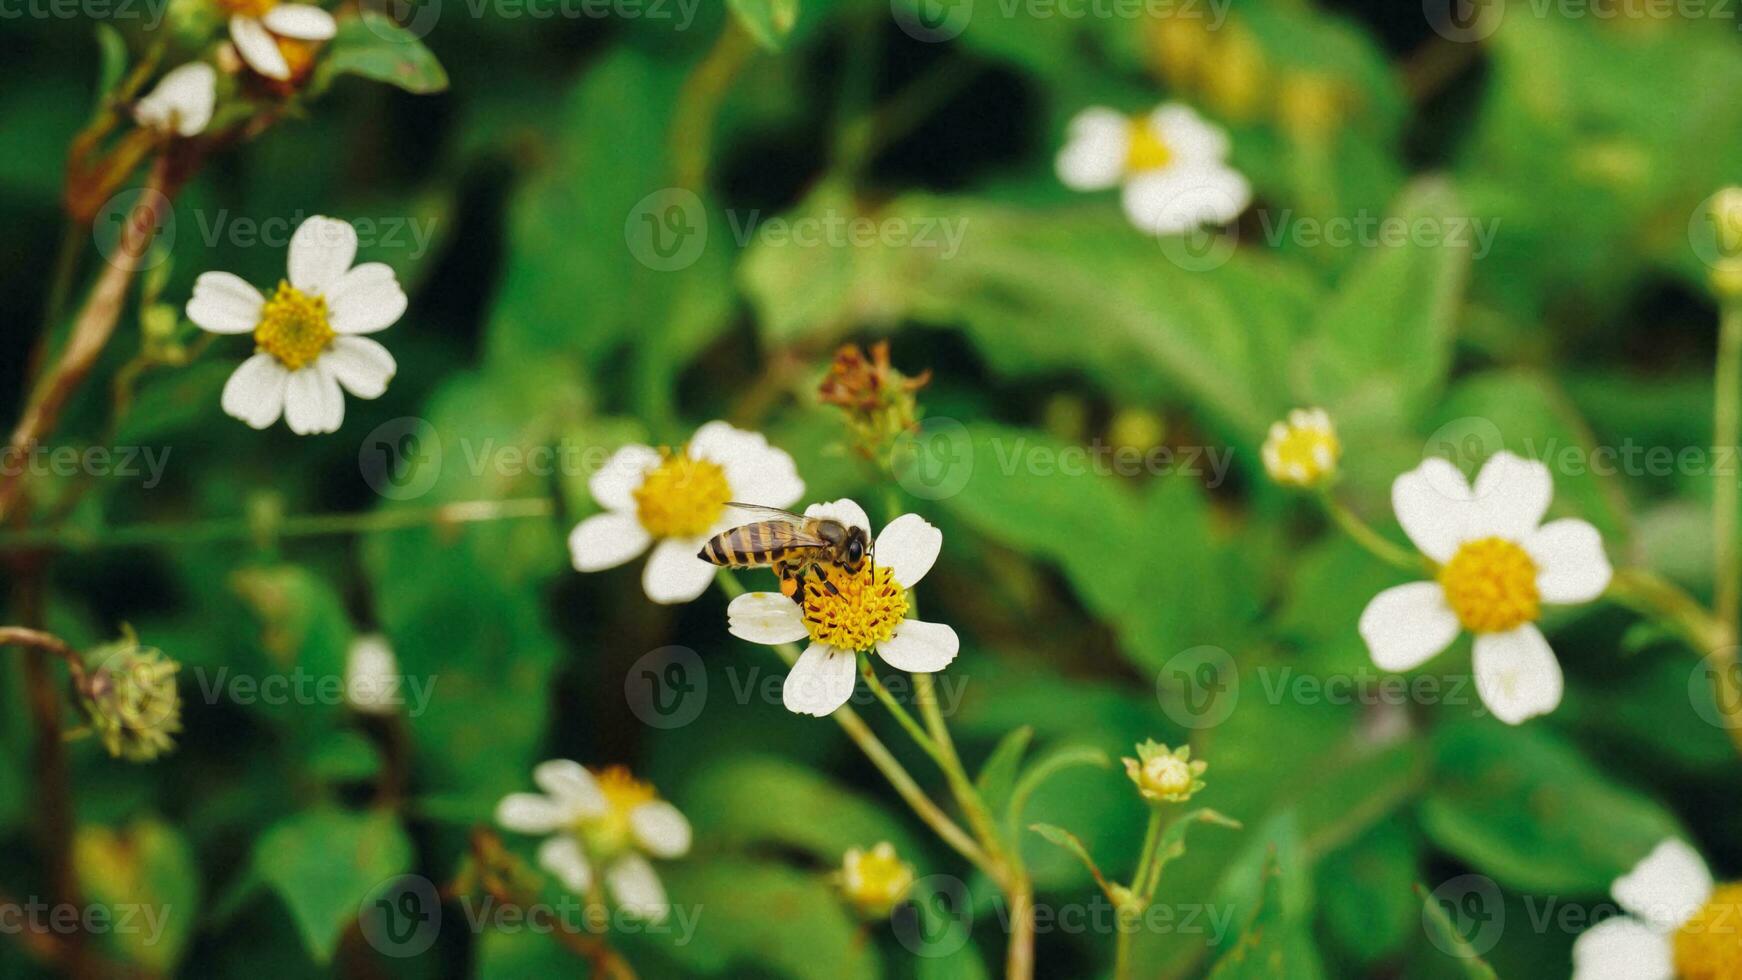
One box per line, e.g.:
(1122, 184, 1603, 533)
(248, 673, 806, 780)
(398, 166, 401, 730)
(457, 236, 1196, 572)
(843, 527, 868, 568)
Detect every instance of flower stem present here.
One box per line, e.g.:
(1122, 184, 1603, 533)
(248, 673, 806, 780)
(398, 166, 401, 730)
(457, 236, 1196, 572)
(0, 627, 90, 695)
(713, 570, 991, 872)
(1715, 300, 1742, 641)
(858, 657, 944, 763)
(1113, 808, 1163, 980)
(1319, 491, 1427, 573)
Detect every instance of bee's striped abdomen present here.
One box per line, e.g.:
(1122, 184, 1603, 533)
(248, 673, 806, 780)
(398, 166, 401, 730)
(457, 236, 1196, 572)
(700, 522, 807, 568)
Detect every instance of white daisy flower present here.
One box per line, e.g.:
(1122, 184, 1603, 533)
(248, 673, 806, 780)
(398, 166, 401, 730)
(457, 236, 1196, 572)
(343, 634, 399, 716)
(567, 421, 803, 605)
(1055, 103, 1252, 236)
(1357, 451, 1612, 725)
(134, 63, 217, 137)
(1571, 839, 1742, 979)
(218, 0, 336, 81)
(495, 761, 691, 922)
(725, 499, 959, 717)
(186, 215, 405, 435)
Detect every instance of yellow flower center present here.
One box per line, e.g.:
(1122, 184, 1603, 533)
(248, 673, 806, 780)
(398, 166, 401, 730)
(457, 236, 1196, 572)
(575, 765, 657, 860)
(633, 453, 730, 538)
(1674, 883, 1742, 980)
(216, 0, 277, 17)
(802, 564, 908, 652)
(1438, 537, 1540, 633)
(1264, 415, 1341, 488)
(1125, 118, 1172, 173)
(841, 843, 914, 916)
(254, 281, 334, 371)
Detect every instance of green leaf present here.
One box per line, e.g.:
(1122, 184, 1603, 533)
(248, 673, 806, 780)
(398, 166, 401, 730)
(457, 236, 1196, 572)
(1414, 883, 1501, 979)
(314, 12, 449, 95)
(1151, 808, 1243, 884)
(658, 859, 879, 980)
(974, 724, 1033, 818)
(1420, 721, 1683, 893)
(74, 818, 199, 973)
(1298, 178, 1469, 426)
(1028, 823, 1108, 886)
(1317, 819, 1419, 965)
(1207, 843, 1324, 980)
(682, 755, 925, 862)
(254, 807, 413, 963)
(94, 24, 127, 109)
(1007, 743, 1111, 830)
(727, 0, 798, 49)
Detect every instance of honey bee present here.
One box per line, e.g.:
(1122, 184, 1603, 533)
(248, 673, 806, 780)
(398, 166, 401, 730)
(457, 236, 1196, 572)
(698, 503, 870, 601)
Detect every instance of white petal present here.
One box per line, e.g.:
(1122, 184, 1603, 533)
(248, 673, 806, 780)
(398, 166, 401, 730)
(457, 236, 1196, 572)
(589, 445, 659, 511)
(1392, 457, 1477, 563)
(262, 3, 336, 39)
(1571, 917, 1673, 980)
(1149, 103, 1231, 164)
(187, 272, 264, 334)
(322, 336, 395, 399)
(1358, 582, 1462, 672)
(495, 793, 569, 834)
(642, 537, 717, 605)
(282, 364, 345, 435)
(136, 62, 216, 137)
(1613, 839, 1713, 932)
(533, 760, 607, 815)
(537, 836, 593, 894)
(688, 420, 766, 465)
(804, 498, 871, 534)
(877, 619, 959, 673)
(568, 512, 651, 572)
(606, 854, 669, 922)
(1472, 625, 1563, 725)
(325, 262, 407, 334)
(727, 591, 809, 645)
(1526, 519, 1612, 605)
(783, 644, 856, 717)
(1055, 107, 1129, 191)
(229, 16, 289, 80)
(219, 354, 289, 430)
(1121, 165, 1251, 235)
(287, 216, 358, 294)
(629, 801, 692, 858)
(874, 513, 943, 589)
(1472, 451, 1552, 541)
(731, 461, 804, 510)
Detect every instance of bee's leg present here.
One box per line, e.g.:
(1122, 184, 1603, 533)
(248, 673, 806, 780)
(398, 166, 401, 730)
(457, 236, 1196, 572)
(810, 561, 841, 597)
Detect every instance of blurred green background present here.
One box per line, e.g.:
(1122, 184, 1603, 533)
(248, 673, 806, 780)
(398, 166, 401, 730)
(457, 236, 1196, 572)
(3, 0, 1742, 976)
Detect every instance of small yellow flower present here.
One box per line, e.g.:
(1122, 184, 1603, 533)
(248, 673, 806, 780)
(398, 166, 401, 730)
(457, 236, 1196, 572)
(839, 842, 914, 918)
(1122, 740, 1206, 804)
(80, 632, 182, 763)
(1261, 408, 1340, 488)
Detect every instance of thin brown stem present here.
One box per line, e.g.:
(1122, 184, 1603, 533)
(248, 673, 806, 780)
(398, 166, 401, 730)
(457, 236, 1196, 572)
(0, 156, 179, 524)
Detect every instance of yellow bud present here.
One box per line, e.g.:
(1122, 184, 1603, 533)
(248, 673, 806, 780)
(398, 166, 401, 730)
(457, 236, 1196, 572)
(839, 842, 915, 918)
(1122, 740, 1207, 804)
(1261, 408, 1341, 489)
